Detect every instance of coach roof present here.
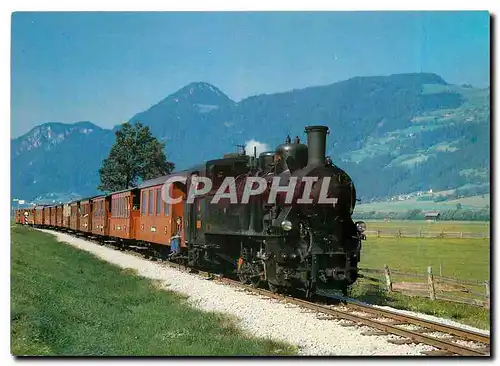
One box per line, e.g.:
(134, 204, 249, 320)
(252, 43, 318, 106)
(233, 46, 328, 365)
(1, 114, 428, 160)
(138, 164, 205, 190)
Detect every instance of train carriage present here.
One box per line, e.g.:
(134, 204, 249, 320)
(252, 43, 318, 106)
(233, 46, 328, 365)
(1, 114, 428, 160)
(79, 198, 93, 233)
(136, 175, 187, 252)
(109, 189, 140, 241)
(91, 195, 110, 237)
(14, 209, 22, 224)
(35, 206, 45, 226)
(55, 204, 64, 227)
(44, 206, 52, 226)
(50, 206, 57, 227)
(69, 201, 80, 231)
(27, 207, 36, 225)
(63, 203, 71, 229)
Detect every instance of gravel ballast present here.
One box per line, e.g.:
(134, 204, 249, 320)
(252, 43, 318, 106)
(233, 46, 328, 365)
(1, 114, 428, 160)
(38, 230, 487, 355)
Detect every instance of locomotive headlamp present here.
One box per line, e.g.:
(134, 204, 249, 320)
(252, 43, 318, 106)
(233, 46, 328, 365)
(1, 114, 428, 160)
(355, 221, 366, 233)
(281, 220, 293, 231)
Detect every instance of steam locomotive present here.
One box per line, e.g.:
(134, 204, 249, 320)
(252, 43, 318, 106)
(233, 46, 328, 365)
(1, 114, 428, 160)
(183, 125, 366, 297)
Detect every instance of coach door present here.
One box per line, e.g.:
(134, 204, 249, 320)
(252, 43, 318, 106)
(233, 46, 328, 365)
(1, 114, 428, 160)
(184, 173, 200, 245)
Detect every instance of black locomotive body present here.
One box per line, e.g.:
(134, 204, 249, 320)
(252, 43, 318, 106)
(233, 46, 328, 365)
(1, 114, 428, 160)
(183, 125, 366, 297)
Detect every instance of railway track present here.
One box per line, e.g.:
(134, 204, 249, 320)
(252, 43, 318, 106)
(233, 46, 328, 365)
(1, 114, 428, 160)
(160, 257, 490, 356)
(221, 281, 490, 356)
(162, 262, 490, 356)
(40, 227, 491, 357)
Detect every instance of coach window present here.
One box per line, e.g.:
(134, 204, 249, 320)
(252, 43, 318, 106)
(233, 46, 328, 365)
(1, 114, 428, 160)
(148, 189, 154, 215)
(164, 197, 169, 217)
(141, 191, 146, 215)
(156, 188, 161, 216)
(132, 193, 140, 211)
(125, 196, 130, 217)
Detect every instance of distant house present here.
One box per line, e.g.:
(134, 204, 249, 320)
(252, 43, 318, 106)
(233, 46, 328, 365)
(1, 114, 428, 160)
(424, 212, 440, 222)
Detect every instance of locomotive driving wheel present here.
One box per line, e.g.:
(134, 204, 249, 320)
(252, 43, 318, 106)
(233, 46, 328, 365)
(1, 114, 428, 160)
(237, 261, 261, 288)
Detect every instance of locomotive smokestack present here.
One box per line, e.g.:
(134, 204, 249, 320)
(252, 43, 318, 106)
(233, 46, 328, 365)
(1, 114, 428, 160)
(305, 125, 329, 166)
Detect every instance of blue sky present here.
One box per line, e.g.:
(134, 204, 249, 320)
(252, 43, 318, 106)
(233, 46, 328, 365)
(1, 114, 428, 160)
(11, 11, 490, 137)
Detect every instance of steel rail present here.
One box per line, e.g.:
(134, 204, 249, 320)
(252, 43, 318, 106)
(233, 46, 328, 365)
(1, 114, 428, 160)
(342, 301, 490, 345)
(220, 279, 490, 356)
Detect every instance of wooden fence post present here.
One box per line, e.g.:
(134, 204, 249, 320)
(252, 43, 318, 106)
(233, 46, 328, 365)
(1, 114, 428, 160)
(377, 230, 380, 238)
(427, 266, 436, 300)
(384, 264, 393, 292)
(460, 231, 463, 239)
(484, 281, 490, 309)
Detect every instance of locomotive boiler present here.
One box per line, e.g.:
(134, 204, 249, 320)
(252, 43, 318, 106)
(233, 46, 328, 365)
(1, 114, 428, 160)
(184, 125, 366, 297)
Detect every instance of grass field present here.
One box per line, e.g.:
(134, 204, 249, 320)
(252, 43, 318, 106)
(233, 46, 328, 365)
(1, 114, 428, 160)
(350, 231, 490, 330)
(355, 194, 490, 213)
(364, 220, 490, 235)
(11, 226, 296, 356)
(359, 236, 490, 281)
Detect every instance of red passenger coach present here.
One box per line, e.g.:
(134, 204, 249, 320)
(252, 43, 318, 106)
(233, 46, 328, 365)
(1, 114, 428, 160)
(50, 206, 57, 227)
(109, 189, 140, 240)
(35, 206, 45, 226)
(70, 201, 80, 231)
(14, 209, 22, 224)
(63, 203, 71, 228)
(27, 207, 36, 225)
(79, 198, 93, 233)
(91, 195, 110, 237)
(136, 176, 186, 250)
(55, 205, 63, 227)
(44, 206, 52, 226)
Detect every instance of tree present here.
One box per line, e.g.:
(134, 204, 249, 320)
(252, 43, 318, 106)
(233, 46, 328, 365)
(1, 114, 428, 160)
(98, 122, 175, 192)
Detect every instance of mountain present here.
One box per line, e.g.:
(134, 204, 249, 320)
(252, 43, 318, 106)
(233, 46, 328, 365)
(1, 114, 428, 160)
(11, 121, 115, 203)
(126, 81, 238, 165)
(11, 73, 490, 204)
